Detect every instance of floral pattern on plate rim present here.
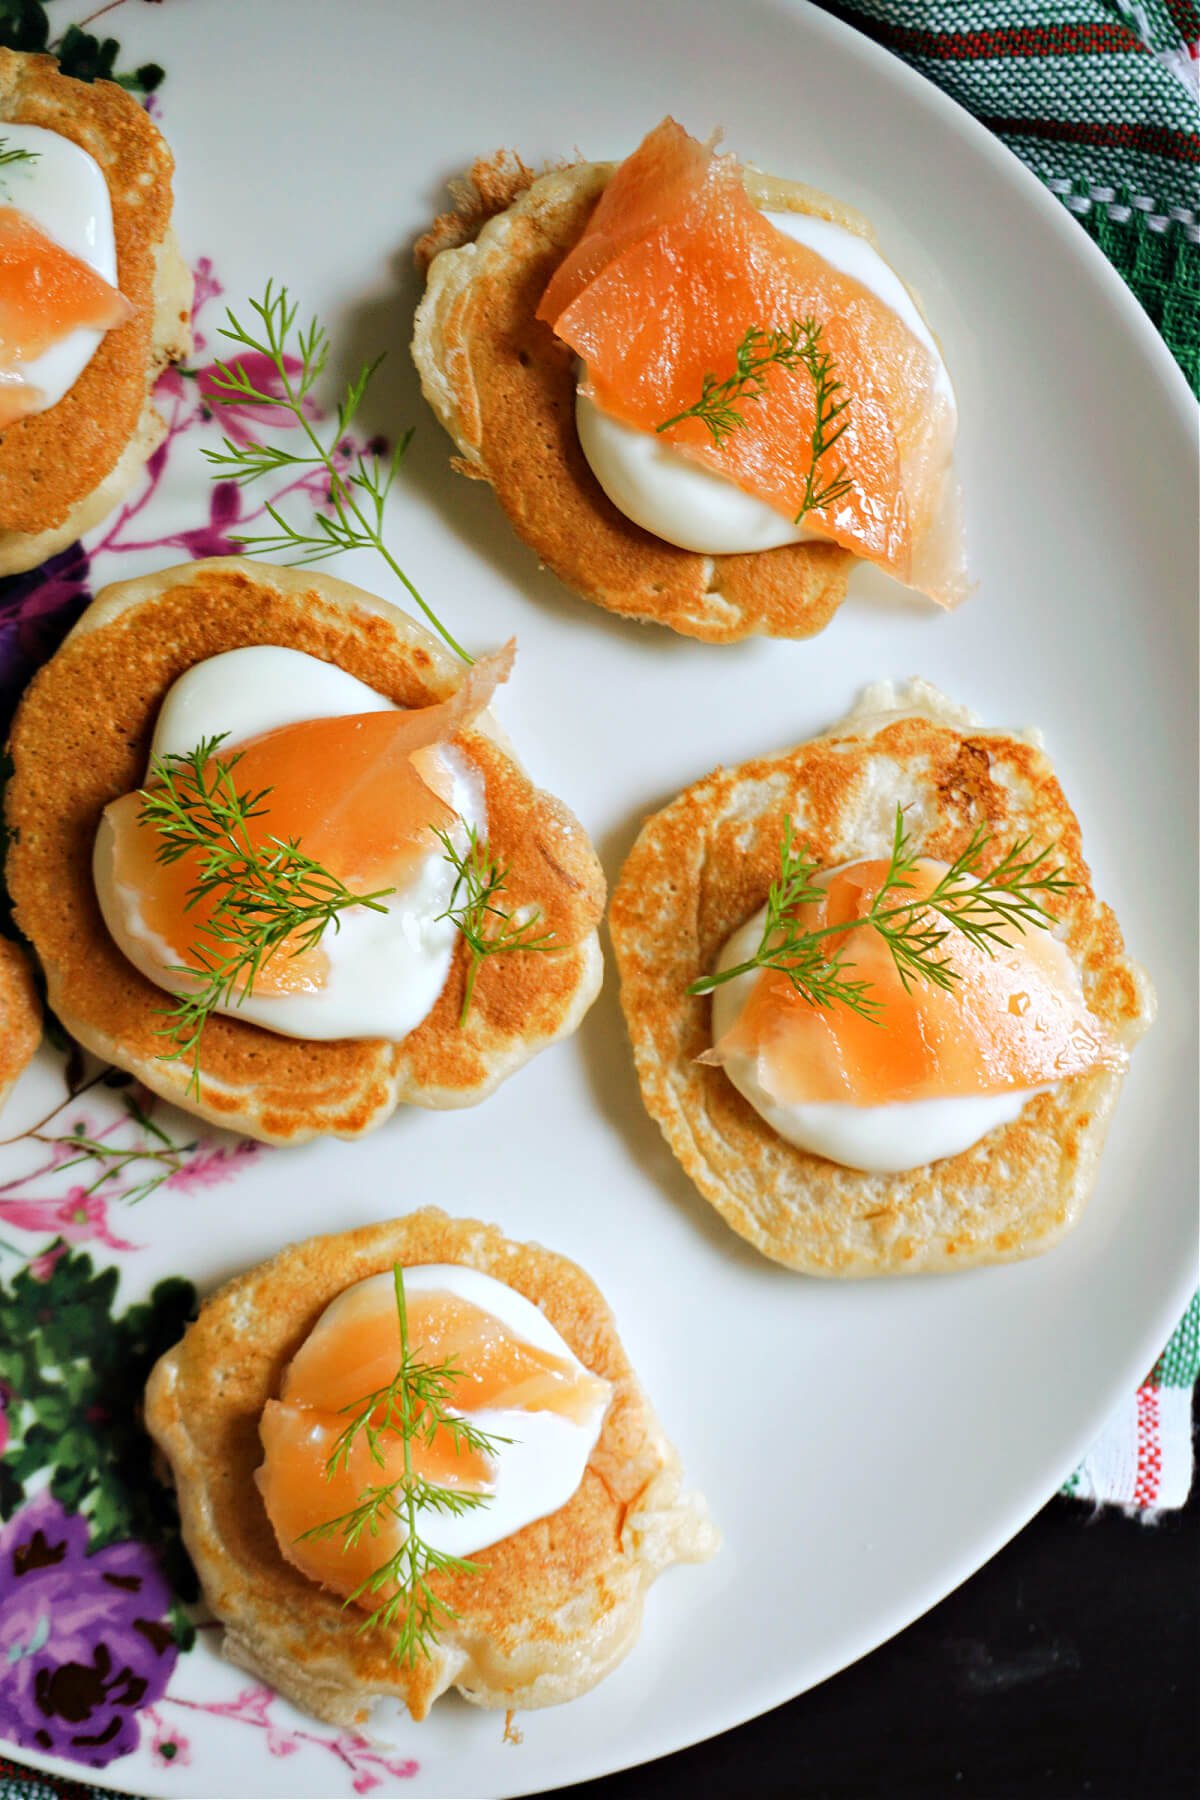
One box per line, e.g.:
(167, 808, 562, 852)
(0, 10, 424, 1780)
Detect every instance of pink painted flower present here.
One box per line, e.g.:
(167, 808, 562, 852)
(204, 1685, 300, 1758)
(145, 1709, 192, 1770)
(161, 1683, 422, 1784)
(154, 364, 188, 404)
(165, 479, 247, 561)
(333, 1732, 421, 1793)
(28, 1245, 68, 1283)
(196, 352, 319, 443)
(164, 1139, 258, 1193)
(0, 1189, 140, 1254)
(189, 256, 223, 352)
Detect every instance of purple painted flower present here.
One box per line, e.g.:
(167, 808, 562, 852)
(0, 1493, 177, 1769)
(167, 478, 247, 560)
(0, 543, 93, 732)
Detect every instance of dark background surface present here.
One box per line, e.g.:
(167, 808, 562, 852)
(548, 1408, 1198, 1800)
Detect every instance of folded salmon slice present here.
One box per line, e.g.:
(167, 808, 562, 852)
(0, 205, 132, 429)
(706, 859, 1123, 1106)
(538, 119, 964, 602)
(104, 643, 513, 997)
(258, 1276, 609, 1605)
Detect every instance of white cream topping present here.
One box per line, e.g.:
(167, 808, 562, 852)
(709, 907, 1040, 1175)
(92, 647, 484, 1044)
(318, 1265, 611, 1560)
(575, 208, 953, 557)
(0, 123, 120, 417)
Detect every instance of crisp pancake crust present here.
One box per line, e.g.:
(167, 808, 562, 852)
(0, 49, 192, 572)
(4, 559, 606, 1143)
(0, 936, 40, 1112)
(144, 1209, 716, 1724)
(412, 155, 856, 643)
(610, 680, 1156, 1276)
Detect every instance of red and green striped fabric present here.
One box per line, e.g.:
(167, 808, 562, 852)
(815, 0, 1200, 391)
(1061, 1294, 1200, 1508)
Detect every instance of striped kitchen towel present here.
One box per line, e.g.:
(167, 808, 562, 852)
(814, 0, 1200, 393)
(1063, 1292, 1199, 1510)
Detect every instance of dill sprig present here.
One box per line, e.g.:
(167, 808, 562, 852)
(432, 824, 557, 1024)
(0, 139, 38, 169)
(656, 315, 853, 521)
(688, 806, 1073, 1015)
(201, 279, 473, 664)
(297, 1263, 512, 1667)
(41, 1092, 196, 1207)
(137, 733, 394, 1096)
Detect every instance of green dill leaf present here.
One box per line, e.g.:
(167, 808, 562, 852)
(0, 137, 38, 168)
(431, 824, 557, 1023)
(655, 315, 853, 522)
(299, 1263, 513, 1666)
(136, 735, 395, 1096)
(202, 279, 473, 664)
(687, 804, 1073, 1024)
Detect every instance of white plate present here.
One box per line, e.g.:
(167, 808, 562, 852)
(1, 1, 1195, 1795)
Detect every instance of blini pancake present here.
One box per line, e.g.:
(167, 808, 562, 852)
(0, 937, 40, 1114)
(609, 680, 1155, 1276)
(0, 48, 192, 576)
(3, 558, 606, 1143)
(144, 1208, 716, 1724)
(412, 153, 859, 643)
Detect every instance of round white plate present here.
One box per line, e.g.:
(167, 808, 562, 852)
(1, 1, 1195, 1796)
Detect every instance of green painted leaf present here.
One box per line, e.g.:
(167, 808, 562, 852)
(0, 1, 50, 57)
(0, 1250, 200, 1610)
(0, 7, 167, 98)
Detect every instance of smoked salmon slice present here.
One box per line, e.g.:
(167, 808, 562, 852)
(538, 119, 963, 602)
(104, 643, 513, 997)
(257, 1275, 609, 1604)
(706, 859, 1123, 1106)
(0, 205, 132, 429)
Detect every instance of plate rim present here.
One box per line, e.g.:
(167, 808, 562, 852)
(2, 0, 1197, 1794)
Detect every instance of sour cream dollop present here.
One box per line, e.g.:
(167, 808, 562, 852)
(260, 1264, 612, 1565)
(93, 647, 485, 1044)
(709, 905, 1041, 1175)
(0, 123, 122, 417)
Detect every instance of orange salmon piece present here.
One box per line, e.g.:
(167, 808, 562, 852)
(257, 1399, 494, 1604)
(258, 1275, 609, 1606)
(284, 1278, 610, 1424)
(708, 859, 1123, 1106)
(105, 643, 513, 997)
(0, 205, 132, 428)
(538, 119, 962, 601)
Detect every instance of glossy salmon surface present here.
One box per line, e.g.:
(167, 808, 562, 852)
(709, 859, 1123, 1105)
(105, 644, 513, 996)
(258, 1276, 608, 1605)
(539, 120, 963, 601)
(0, 205, 132, 428)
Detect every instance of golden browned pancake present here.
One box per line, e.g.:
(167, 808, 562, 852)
(0, 48, 192, 576)
(4, 558, 606, 1143)
(609, 680, 1155, 1275)
(145, 1208, 716, 1724)
(0, 935, 40, 1112)
(412, 153, 858, 643)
